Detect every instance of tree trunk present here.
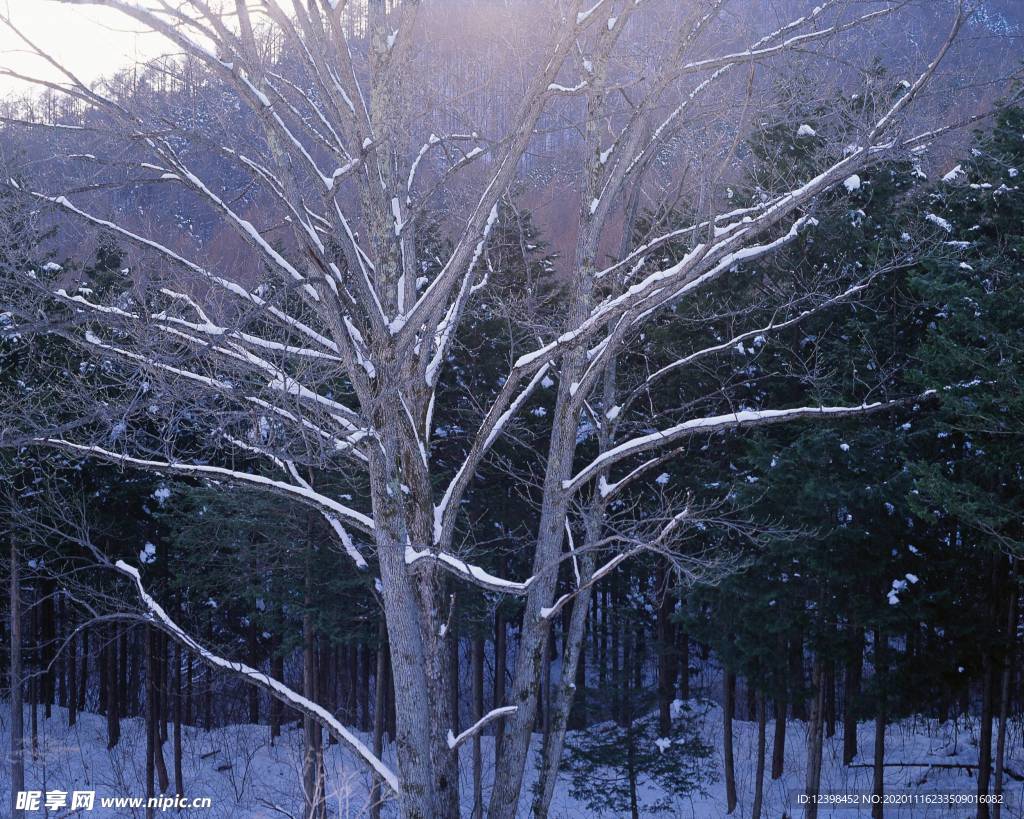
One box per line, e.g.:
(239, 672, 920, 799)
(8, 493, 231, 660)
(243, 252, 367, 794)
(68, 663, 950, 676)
(67, 625, 77, 728)
(978, 600, 998, 818)
(656, 560, 676, 736)
(724, 669, 738, 815)
(772, 695, 787, 780)
(370, 623, 388, 819)
(247, 615, 259, 725)
(752, 691, 767, 819)
(173, 641, 184, 798)
(872, 629, 887, 819)
(449, 633, 460, 738)
(146, 628, 156, 819)
(119, 627, 129, 716)
(270, 646, 284, 743)
(10, 535, 25, 819)
(487, 337, 593, 819)
(823, 661, 836, 739)
(993, 558, 1018, 819)
(533, 548, 597, 818)
(790, 636, 807, 721)
(303, 543, 326, 819)
(843, 632, 863, 765)
(472, 636, 485, 819)
(803, 659, 825, 819)
(106, 625, 120, 749)
(77, 626, 88, 713)
(39, 578, 54, 720)
(359, 641, 371, 732)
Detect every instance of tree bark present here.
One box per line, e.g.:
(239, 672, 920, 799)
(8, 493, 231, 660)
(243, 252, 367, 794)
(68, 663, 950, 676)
(843, 631, 864, 765)
(173, 640, 184, 798)
(752, 691, 767, 819)
(303, 539, 326, 819)
(10, 534, 25, 819)
(67, 624, 77, 728)
(724, 669, 738, 815)
(106, 625, 120, 749)
(146, 628, 156, 819)
(872, 629, 887, 819)
(978, 569, 999, 819)
(270, 646, 284, 743)
(993, 558, 1018, 819)
(803, 658, 825, 819)
(656, 560, 676, 736)
(370, 623, 388, 819)
(472, 636, 485, 819)
(772, 694, 787, 780)
(533, 550, 597, 817)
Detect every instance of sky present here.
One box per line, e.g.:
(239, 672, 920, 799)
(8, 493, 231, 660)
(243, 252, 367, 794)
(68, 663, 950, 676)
(0, 1, 170, 94)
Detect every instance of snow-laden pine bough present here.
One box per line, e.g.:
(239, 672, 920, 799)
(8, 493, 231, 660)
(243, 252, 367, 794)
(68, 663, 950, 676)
(0, 0, 982, 816)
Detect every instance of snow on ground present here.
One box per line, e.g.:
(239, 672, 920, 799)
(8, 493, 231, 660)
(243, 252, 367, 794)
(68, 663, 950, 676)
(0, 704, 1021, 817)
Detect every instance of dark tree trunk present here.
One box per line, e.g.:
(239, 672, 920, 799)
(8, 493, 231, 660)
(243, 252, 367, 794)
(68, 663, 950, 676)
(173, 641, 184, 797)
(77, 626, 88, 713)
(978, 556, 1004, 819)
(843, 632, 864, 765)
(772, 695, 787, 780)
(146, 629, 156, 819)
(370, 623, 388, 819)
(493, 608, 507, 764)
(106, 625, 120, 749)
(119, 627, 129, 716)
(724, 669, 737, 814)
(448, 633, 460, 737)
(67, 625, 78, 727)
(679, 625, 690, 701)
(823, 661, 836, 739)
(752, 691, 767, 819)
(247, 616, 259, 725)
(804, 659, 825, 819)
(40, 578, 55, 719)
(359, 642, 371, 733)
(993, 559, 1018, 819)
(656, 562, 676, 736)
(10, 535, 25, 819)
(790, 636, 807, 721)
(270, 646, 284, 743)
(186, 653, 194, 727)
(302, 544, 326, 819)
(471, 636, 484, 819)
(872, 630, 887, 819)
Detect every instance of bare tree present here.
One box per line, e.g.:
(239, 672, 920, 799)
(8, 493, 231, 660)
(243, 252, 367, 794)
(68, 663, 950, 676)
(0, 1, 981, 816)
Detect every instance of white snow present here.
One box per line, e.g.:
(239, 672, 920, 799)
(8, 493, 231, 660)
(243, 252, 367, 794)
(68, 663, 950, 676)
(925, 213, 953, 233)
(843, 174, 861, 192)
(942, 164, 964, 183)
(796, 124, 817, 138)
(138, 542, 157, 564)
(6, 695, 1016, 818)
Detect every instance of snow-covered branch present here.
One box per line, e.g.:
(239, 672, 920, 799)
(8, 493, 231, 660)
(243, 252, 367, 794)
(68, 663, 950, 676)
(446, 706, 518, 751)
(115, 560, 398, 792)
(39, 439, 375, 534)
(405, 545, 533, 596)
(564, 401, 897, 495)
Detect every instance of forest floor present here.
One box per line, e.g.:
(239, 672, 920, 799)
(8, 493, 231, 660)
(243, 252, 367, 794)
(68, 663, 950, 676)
(1, 703, 1022, 817)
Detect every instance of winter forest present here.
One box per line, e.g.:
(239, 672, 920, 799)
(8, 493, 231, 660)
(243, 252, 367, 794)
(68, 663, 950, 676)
(0, 0, 1022, 817)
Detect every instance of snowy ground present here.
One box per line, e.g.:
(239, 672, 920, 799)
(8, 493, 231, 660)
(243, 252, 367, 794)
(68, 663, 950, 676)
(0, 704, 1021, 817)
